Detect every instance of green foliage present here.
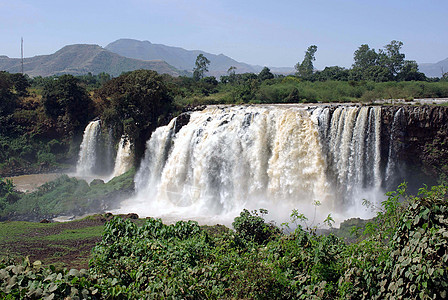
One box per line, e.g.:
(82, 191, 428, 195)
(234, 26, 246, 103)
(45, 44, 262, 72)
(0, 258, 101, 299)
(295, 45, 318, 78)
(0, 169, 135, 221)
(96, 69, 173, 159)
(0, 177, 20, 210)
(1, 183, 447, 298)
(341, 184, 448, 299)
(232, 209, 279, 244)
(353, 44, 378, 70)
(0, 72, 18, 135)
(258, 67, 274, 81)
(193, 54, 211, 81)
(42, 74, 93, 135)
(350, 40, 427, 82)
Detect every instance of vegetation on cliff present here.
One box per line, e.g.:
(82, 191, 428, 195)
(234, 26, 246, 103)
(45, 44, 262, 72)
(0, 169, 135, 222)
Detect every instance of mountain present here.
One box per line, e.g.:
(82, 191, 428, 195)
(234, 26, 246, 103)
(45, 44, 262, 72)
(0, 44, 182, 77)
(105, 39, 294, 77)
(419, 58, 448, 78)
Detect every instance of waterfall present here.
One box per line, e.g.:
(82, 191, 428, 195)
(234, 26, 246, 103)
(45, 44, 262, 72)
(105, 104, 447, 224)
(77, 121, 133, 180)
(315, 106, 382, 203)
(76, 120, 101, 176)
(112, 137, 133, 177)
(129, 105, 389, 223)
(385, 107, 406, 188)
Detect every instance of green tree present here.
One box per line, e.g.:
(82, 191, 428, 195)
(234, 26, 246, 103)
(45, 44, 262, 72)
(96, 69, 173, 160)
(193, 54, 211, 81)
(379, 40, 405, 76)
(258, 67, 274, 81)
(315, 66, 350, 81)
(295, 45, 318, 78)
(10, 73, 30, 97)
(397, 60, 427, 81)
(0, 72, 15, 116)
(98, 72, 111, 85)
(227, 66, 237, 84)
(363, 65, 393, 82)
(0, 72, 17, 135)
(42, 74, 93, 135)
(441, 72, 448, 82)
(353, 44, 378, 70)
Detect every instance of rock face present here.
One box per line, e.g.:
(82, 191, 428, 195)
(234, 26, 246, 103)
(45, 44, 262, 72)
(381, 105, 448, 190)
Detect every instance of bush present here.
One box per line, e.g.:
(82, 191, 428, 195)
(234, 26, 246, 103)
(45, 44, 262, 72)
(232, 209, 279, 244)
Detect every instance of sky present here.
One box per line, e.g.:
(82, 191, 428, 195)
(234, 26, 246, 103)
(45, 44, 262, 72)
(1, 0, 447, 70)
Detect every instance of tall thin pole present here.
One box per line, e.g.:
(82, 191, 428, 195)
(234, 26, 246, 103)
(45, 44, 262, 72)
(21, 37, 24, 74)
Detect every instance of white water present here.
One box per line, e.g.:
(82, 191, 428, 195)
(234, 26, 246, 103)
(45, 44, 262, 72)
(385, 107, 405, 188)
(76, 121, 134, 182)
(115, 105, 386, 225)
(76, 120, 101, 176)
(112, 137, 133, 177)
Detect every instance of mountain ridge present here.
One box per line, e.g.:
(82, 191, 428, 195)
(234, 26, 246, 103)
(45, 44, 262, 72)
(418, 58, 448, 78)
(0, 44, 182, 77)
(105, 38, 259, 77)
(105, 38, 295, 77)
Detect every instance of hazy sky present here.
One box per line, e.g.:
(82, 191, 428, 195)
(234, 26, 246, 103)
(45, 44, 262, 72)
(1, 0, 447, 69)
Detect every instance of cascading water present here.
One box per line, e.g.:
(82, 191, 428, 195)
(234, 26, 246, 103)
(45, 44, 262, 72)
(117, 105, 387, 224)
(77, 121, 133, 180)
(76, 120, 101, 176)
(316, 106, 383, 214)
(112, 137, 133, 177)
(385, 107, 406, 189)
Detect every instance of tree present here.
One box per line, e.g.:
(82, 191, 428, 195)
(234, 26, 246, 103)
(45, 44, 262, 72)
(0, 72, 17, 134)
(353, 44, 378, 70)
(363, 65, 394, 82)
(258, 67, 274, 81)
(286, 87, 301, 102)
(193, 54, 211, 81)
(0, 72, 15, 115)
(227, 66, 237, 84)
(98, 72, 111, 85)
(379, 40, 405, 76)
(42, 74, 93, 135)
(441, 72, 448, 82)
(96, 69, 173, 160)
(10, 73, 30, 97)
(397, 60, 427, 81)
(228, 66, 237, 75)
(295, 45, 318, 78)
(315, 66, 349, 81)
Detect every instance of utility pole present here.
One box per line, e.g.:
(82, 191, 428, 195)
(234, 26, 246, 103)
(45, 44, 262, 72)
(21, 37, 24, 74)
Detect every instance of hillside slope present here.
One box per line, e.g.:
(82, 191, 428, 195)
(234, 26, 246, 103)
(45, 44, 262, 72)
(105, 38, 263, 77)
(419, 57, 448, 78)
(0, 44, 182, 77)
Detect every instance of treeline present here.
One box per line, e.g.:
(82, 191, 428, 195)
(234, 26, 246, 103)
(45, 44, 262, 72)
(294, 41, 430, 82)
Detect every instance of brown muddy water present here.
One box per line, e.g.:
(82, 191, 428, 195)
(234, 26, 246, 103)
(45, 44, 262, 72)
(6, 173, 64, 193)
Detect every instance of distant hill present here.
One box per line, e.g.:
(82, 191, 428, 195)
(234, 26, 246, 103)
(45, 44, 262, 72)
(419, 58, 448, 78)
(105, 39, 295, 77)
(0, 44, 182, 77)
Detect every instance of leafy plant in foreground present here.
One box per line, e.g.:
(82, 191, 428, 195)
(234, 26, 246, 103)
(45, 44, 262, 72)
(1, 183, 447, 299)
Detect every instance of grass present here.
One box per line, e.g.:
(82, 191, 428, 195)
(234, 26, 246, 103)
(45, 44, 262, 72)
(0, 221, 50, 243)
(0, 216, 106, 269)
(42, 225, 105, 241)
